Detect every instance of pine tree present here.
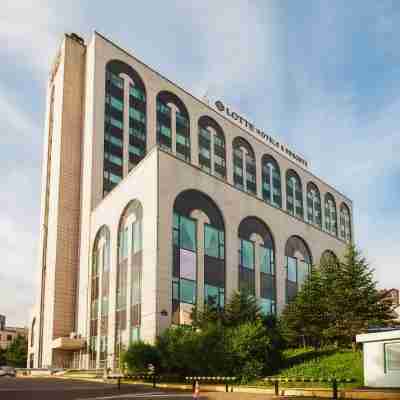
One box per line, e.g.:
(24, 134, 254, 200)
(281, 245, 393, 348)
(324, 245, 393, 347)
(224, 291, 262, 327)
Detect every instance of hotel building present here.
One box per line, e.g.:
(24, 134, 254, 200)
(28, 32, 353, 369)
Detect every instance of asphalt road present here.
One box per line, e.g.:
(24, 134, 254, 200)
(0, 377, 196, 400)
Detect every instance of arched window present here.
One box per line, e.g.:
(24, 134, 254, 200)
(30, 318, 36, 347)
(306, 182, 322, 227)
(116, 201, 143, 357)
(324, 193, 337, 236)
(173, 190, 225, 325)
(198, 116, 226, 179)
(285, 236, 312, 302)
(261, 155, 282, 207)
(339, 203, 352, 243)
(90, 226, 110, 368)
(286, 170, 303, 219)
(320, 250, 337, 265)
(103, 60, 147, 196)
(238, 217, 276, 315)
(156, 91, 190, 162)
(232, 137, 256, 195)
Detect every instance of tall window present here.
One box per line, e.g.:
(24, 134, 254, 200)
(238, 217, 276, 315)
(103, 60, 147, 197)
(90, 226, 110, 368)
(285, 236, 312, 303)
(116, 201, 143, 360)
(233, 137, 256, 195)
(324, 193, 337, 236)
(262, 155, 281, 208)
(128, 81, 146, 172)
(306, 182, 321, 227)
(173, 190, 225, 324)
(340, 203, 352, 243)
(198, 116, 226, 179)
(286, 170, 303, 219)
(157, 91, 190, 162)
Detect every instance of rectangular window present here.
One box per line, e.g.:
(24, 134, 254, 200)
(385, 343, 400, 372)
(105, 134, 123, 148)
(240, 239, 254, 269)
(260, 247, 274, 274)
(110, 96, 123, 112)
(172, 278, 180, 300)
(180, 279, 196, 304)
(129, 86, 145, 102)
(287, 256, 297, 282)
(179, 249, 196, 280)
(298, 261, 310, 287)
(109, 173, 122, 184)
(260, 298, 275, 316)
(129, 107, 145, 123)
(204, 225, 219, 258)
(110, 117, 123, 130)
(179, 216, 196, 251)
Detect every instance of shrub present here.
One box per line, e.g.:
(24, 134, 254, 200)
(123, 341, 161, 374)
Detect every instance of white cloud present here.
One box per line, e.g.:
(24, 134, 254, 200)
(0, 0, 82, 78)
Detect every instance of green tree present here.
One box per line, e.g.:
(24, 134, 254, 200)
(5, 335, 27, 367)
(0, 347, 6, 366)
(123, 341, 161, 374)
(224, 291, 262, 327)
(325, 245, 393, 347)
(226, 320, 283, 382)
(281, 245, 394, 349)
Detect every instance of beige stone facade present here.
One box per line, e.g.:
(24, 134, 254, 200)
(29, 32, 353, 369)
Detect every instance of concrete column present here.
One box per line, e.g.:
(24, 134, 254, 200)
(225, 135, 234, 186)
(190, 113, 199, 167)
(257, 153, 263, 200)
(251, 235, 264, 300)
(146, 88, 157, 151)
(121, 75, 133, 178)
(275, 239, 287, 314)
(190, 210, 210, 311)
(170, 104, 177, 154)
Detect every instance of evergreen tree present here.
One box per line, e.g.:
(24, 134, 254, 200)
(281, 245, 393, 348)
(224, 291, 262, 327)
(325, 245, 393, 347)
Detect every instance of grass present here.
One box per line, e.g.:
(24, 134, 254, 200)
(256, 347, 363, 388)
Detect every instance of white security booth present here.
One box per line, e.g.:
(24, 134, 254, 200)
(356, 329, 400, 388)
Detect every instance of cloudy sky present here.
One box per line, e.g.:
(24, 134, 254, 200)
(1, 1, 399, 326)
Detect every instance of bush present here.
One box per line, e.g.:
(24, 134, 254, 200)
(226, 320, 283, 382)
(123, 341, 161, 374)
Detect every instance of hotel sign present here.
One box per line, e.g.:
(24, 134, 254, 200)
(213, 100, 309, 169)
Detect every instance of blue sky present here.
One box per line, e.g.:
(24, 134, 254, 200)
(1, 1, 399, 326)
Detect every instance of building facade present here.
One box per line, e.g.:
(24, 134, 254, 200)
(0, 316, 27, 351)
(29, 32, 353, 369)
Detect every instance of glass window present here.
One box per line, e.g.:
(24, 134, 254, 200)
(180, 279, 196, 304)
(298, 261, 310, 286)
(385, 343, 400, 371)
(110, 96, 123, 112)
(260, 298, 275, 316)
(172, 278, 179, 300)
(204, 225, 219, 258)
(131, 327, 140, 343)
(260, 246, 274, 274)
(287, 256, 297, 282)
(240, 239, 254, 269)
(180, 216, 196, 251)
(180, 249, 196, 280)
(132, 221, 142, 254)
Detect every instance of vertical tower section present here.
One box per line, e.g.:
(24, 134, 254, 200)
(35, 34, 86, 368)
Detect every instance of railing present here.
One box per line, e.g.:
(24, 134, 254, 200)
(185, 376, 237, 393)
(264, 376, 355, 400)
